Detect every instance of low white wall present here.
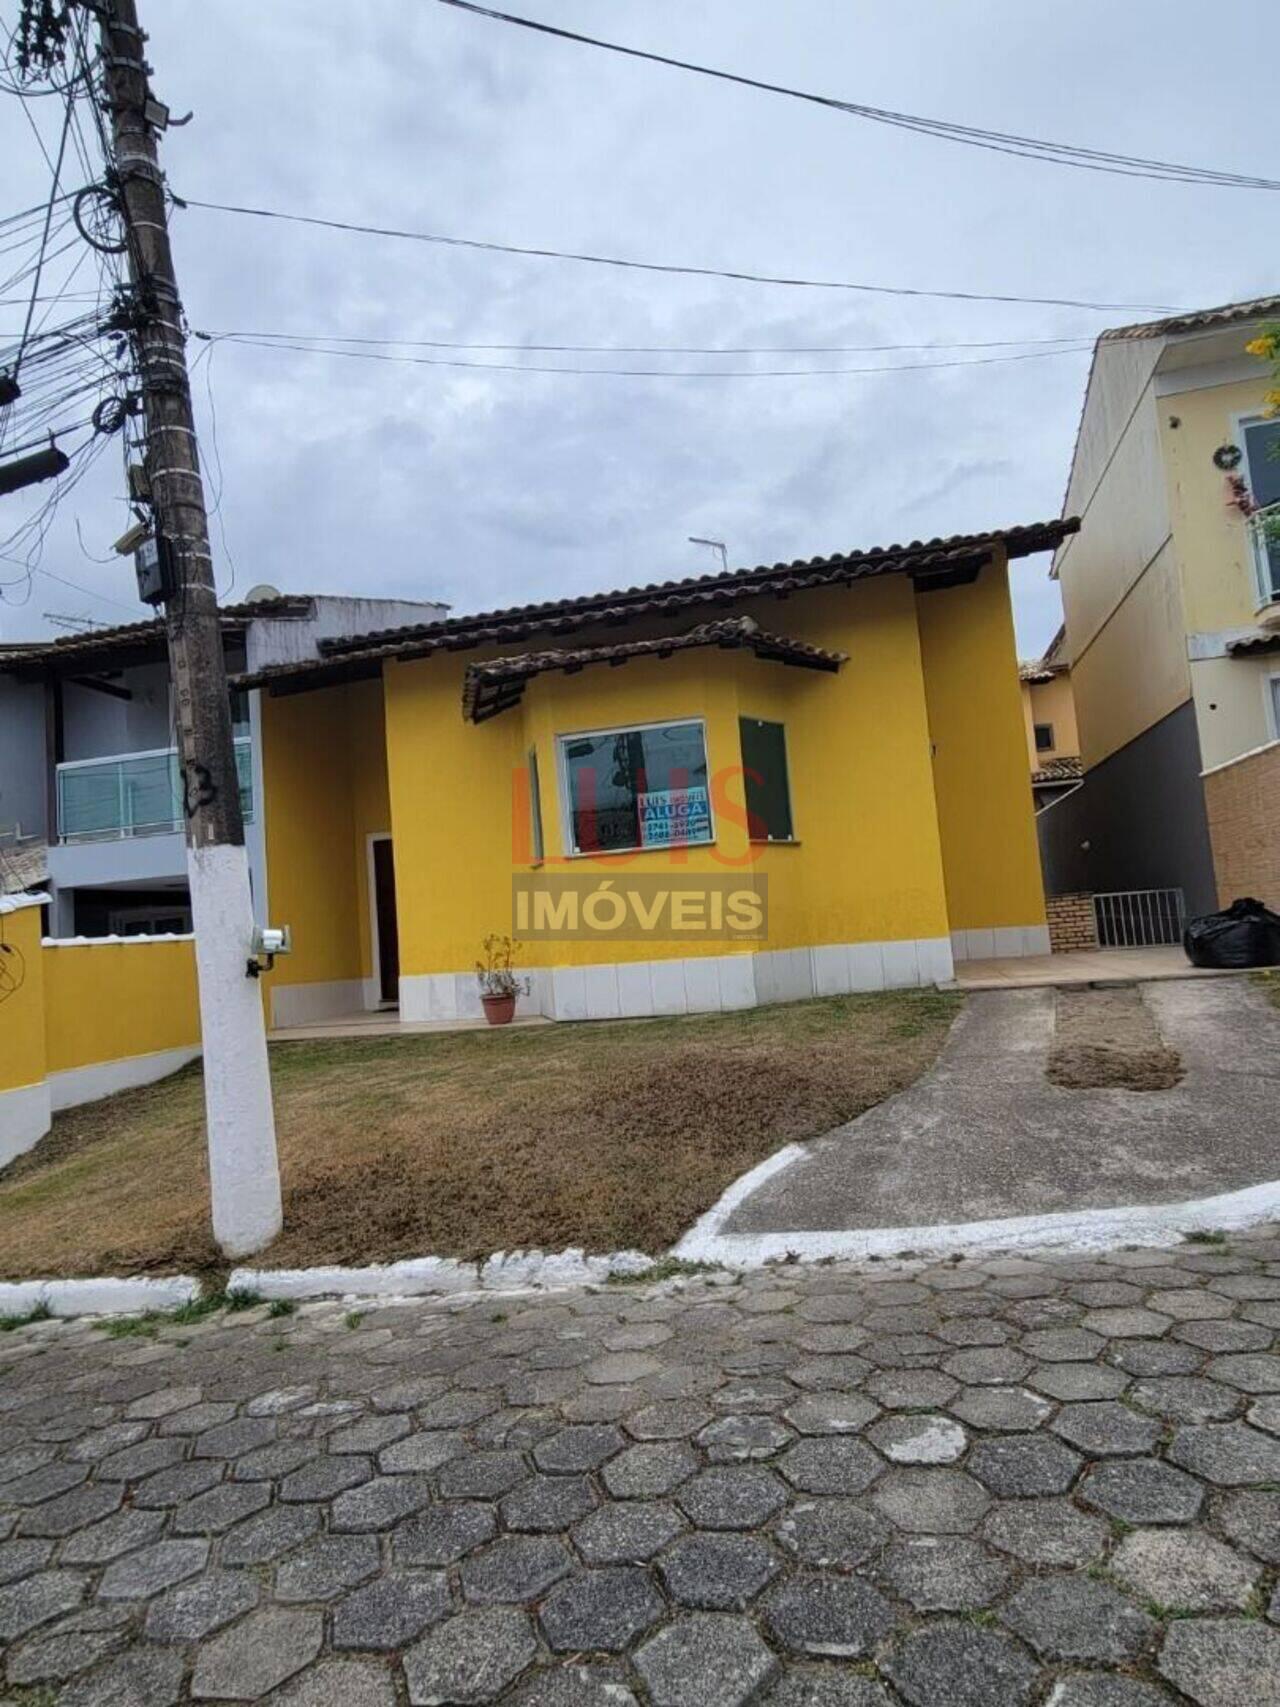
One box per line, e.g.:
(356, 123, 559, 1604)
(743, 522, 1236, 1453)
(271, 978, 366, 1029)
(0, 1080, 52, 1169)
(47, 1044, 202, 1112)
(400, 935, 956, 1024)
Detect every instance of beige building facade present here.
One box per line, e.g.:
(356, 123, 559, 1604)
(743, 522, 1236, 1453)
(1046, 296, 1280, 915)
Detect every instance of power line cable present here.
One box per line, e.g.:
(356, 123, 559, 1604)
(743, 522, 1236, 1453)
(183, 199, 1174, 314)
(202, 328, 1093, 379)
(210, 326, 1093, 356)
(433, 0, 1280, 193)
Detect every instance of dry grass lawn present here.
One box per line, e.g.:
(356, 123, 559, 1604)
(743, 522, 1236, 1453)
(1046, 986, 1183, 1091)
(0, 990, 959, 1280)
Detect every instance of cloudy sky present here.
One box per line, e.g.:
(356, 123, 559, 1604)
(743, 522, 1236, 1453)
(1, 0, 1274, 652)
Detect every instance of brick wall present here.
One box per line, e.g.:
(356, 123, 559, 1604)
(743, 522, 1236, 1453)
(1204, 741, 1280, 910)
(1046, 892, 1097, 953)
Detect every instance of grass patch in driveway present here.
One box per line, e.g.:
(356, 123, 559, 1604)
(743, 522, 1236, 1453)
(0, 989, 958, 1280)
(1046, 986, 1183, 1091)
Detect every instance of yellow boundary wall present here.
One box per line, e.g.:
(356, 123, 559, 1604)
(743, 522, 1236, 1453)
(0, 893, 200, 1167)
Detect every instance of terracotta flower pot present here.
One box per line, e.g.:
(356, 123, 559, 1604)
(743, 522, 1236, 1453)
(481, 992, 516, 1026)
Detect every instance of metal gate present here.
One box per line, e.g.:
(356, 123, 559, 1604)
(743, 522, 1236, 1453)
(1092, 888, 1186, 949)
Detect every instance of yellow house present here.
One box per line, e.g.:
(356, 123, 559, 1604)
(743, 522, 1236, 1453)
(1049, 295, 1280, 915)
(1018, 626, 1081, 809)
(235, 520, 1071, 1024)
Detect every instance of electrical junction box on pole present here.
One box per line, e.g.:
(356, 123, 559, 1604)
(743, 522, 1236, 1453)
(134, 532, 174, 605)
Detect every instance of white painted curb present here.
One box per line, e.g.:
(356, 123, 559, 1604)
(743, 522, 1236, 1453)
(674, 1153, 1280, 1267)
(0, 1275, 201, 1319)
(228, 1246, 657, 1303)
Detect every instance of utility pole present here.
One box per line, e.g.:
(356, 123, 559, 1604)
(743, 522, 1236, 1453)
(93, 0, 281, 1256)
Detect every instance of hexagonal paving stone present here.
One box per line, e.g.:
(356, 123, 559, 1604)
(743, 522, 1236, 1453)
(534, 1424, 626, 1473)
(499, 1473, 597, 1533)
(405, 1607, 538, 1705)
(538, 1566, 664, 1652)
(866, 1370, 959, 1410)
(3, 1461, 90, 1503)
(1081, 1308, 1172, 1339)
(877, 1536, 1013, 1611)
(762, 1573, 896, 1657)
(1174, 1319, 1271, 1354)
(98, 1538, 209, 1601)
(572, 1501, 685, 1564)
(144, 1570, 260, 1641)
(869, 1468, 989, 1534)
(1043, 1680, 1178, 1707)
(59, 1648, 185, 1707)
(5, 1603, 133, 1688)
(1111, 1339, 1203, 1378)
(779, 1437, 884, 1495)
(220, 1502, 321, 1566)
(622, 1401, 713, 1440)
(781, 1393, 880, 1435)
(461, 1535, 573, 1604)
(1080, 1459, 1205, 1525)
(763, 1669, 894, 1707)
(774, 1498, 888, 1568)
(332, 1571, 451, 1651)
(1001, 1576, 1157, 1663)
(172, 1479, 270, 1536)
(507, 1662, 639, 1707)
(1214, 1488, 1280, 1565)
(436, 1449, 531, 1500)
(1246, 1395, 1280, 1434)
(0, 1570, 87, 1642)
(1050, 1401, 1163, 1456)
(968, 1435, 1083, 1496)
(276, 1534, 382, 1601)
(942, 1347, 1033, 1385)
(1110, 1527, 1259, 1613)
(635, 1613, 778, 1707)
(1031, 1362, 1130, 1401)
(1158, 1616, 1280, 1707)
(191, 1606, 323, 1699)
(982, 1498, 1109, 1566)
(1021, 1328, 1108, 1363)
(602, 1442, 698, 1499)
(272, 1659, 399, 1707)
(0, 1537, 53, 1585)
(280, 1455, 372, 1503)
(883, 1620, 1039, 1707)
(1129, 1377, 1242, 1423)
(658, 1533, 781, 1610)
(1167, 1422, 1280, 1486)
(867, 1414, 967, 1464)
(677, 1466, 788, 1529)
(948, 1386, 1053, 1432)
(1204, 1354, 1280, 1394)
(698, 1414, 793, 1462)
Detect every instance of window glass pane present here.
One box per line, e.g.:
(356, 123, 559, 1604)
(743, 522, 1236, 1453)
(1271, 676, 1280, 738)
(1244, 417, 1280, 597)
(739, 717, 794, 840)
(1034, 723, 1054, 752)
(528, 748, 544, 862)
(562, 722, 711, 853)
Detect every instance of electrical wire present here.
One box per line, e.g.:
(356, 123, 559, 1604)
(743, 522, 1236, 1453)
(182, 199, 1174, 314)
(201, 328, 1094, 379)
(433, 0, 1280, 193)
(204, 327, 1094, 357)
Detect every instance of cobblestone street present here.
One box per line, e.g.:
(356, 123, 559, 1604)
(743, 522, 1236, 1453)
(2, 1230, 1280, 1705)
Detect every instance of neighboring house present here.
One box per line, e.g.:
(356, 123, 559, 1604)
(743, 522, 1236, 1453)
(1047, 295, 1280, 917)
(1019, 626, 1081, 810)
(224, 519, 1073, 1028)
(0, 592, 447, 937)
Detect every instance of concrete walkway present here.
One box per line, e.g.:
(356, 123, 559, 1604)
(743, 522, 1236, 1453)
(954, 945, 1235, 991)
(720, 978, 1280, 1242)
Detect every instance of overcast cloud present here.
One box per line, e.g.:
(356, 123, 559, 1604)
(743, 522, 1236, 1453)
(1, 0, 1274, 652)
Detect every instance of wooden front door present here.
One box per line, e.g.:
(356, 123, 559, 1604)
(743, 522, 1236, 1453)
(372, 838, 399, 1005)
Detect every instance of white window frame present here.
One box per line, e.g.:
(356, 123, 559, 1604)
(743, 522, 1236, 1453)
(738, 713, 798, 843)
(1233, 410, 1280, 608)
(555, 715, 716, 858)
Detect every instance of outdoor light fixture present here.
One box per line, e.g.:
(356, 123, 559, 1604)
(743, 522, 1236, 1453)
(247, 925, 292, 978)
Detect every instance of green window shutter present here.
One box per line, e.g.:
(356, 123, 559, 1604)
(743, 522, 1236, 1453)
(739, 717, 793, 841)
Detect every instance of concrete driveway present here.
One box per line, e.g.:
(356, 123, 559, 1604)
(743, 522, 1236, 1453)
(711, 978, 1280, 1250)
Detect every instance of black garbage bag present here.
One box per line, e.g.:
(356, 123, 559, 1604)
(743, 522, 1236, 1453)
(1183, 896, 1280, 969)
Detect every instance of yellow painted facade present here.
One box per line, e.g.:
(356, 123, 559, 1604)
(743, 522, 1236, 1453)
(0, 901, 46, 1094)
(1019, 672, 1079, 771)
(259, 554, 1045, 1011)
(918, 561, 1047, 933)
(42, 939, 199, 1074)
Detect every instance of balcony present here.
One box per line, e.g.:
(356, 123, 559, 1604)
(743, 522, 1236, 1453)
(56, 739, 253, 843)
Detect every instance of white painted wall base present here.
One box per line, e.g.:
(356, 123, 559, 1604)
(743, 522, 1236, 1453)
(0, 1274, 200, 1318)
(0, 1080, 52, 1168)
(950, 924, 1051, 963)
(271, 978, 367, 1028)
(400, 936, 955, 1024)
(47, 1045, 201, 1113)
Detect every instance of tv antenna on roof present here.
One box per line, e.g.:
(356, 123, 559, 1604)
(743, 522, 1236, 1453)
(689, 536, 728, 573)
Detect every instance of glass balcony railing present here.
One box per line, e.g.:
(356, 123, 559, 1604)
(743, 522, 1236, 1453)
(56, 738, 253, 842)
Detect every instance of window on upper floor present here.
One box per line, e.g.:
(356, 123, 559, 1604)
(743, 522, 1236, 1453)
(1034, 722, 1055, 753)
(1241, 414, 1280, 606)
(739, 716, 795, 841)
(559, 720, 712, 854)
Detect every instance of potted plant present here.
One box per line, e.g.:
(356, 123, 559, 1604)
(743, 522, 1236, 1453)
(476, 933, 529, 1026)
